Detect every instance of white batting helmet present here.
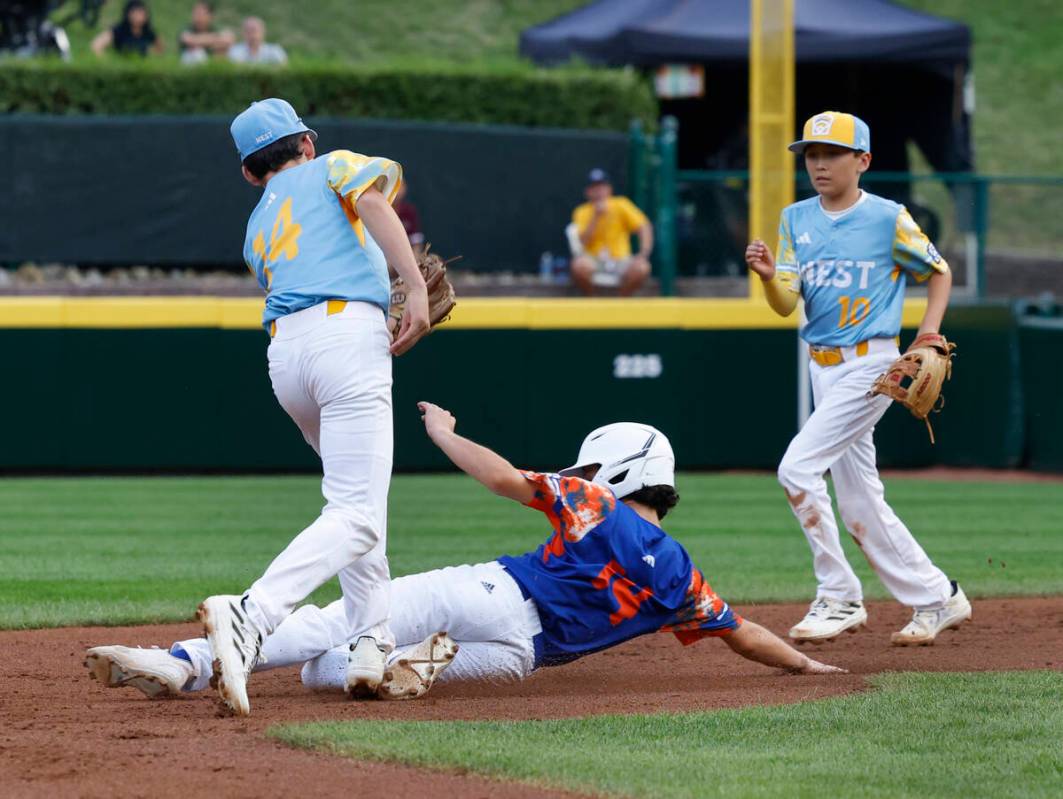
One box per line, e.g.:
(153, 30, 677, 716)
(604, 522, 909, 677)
(559, 422, 675, 499)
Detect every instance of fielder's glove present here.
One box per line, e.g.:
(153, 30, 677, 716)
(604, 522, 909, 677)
(387, 245, 458, 339)
(868, 333, 956, 444)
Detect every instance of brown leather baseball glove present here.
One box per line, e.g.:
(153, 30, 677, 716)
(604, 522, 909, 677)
(387, 245, 458, 339)
(868, 333, 956, 444)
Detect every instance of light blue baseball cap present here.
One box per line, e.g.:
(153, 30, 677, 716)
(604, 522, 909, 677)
(230, 98, 317, 161)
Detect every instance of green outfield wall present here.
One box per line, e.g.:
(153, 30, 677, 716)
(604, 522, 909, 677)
(0, 298, 1036, 473)
(1018, 317, 1063, 472)
(0, 116, 627, 274)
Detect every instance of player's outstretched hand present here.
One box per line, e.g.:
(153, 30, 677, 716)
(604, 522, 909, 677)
(418, 401, 456, 439)
(797, 657, 848, 675)
(391, 286, 431, 356)
(744, 239, 776, 280)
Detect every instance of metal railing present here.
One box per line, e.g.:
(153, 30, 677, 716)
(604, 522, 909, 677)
(633, 118, 1063, 298)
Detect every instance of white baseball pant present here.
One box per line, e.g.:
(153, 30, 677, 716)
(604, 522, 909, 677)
(240, 300, 395, 649)
(777, 340, 952, 610)
(175, 561, 541, 691)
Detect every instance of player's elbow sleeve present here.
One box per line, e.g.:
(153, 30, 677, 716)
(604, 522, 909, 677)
(763, 274, 799, 317)
(766, 294, 798, 317)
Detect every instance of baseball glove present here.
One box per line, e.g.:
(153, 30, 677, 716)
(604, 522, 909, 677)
(387, 245, 458, 339)
(868, 333, 956, 444)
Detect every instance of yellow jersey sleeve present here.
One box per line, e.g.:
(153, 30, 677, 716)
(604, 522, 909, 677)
(325, 150, 403, 207)
(893, 206, 948, 283)
(775, 213, 797, 268)
(764, 211, 800, 317)
(615, 196, 649, 232)
(763, 271, 800, 317)
(572, 202, 593, 231)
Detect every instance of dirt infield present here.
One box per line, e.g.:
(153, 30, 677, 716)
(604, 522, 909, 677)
(3, 597, 1061, 798)
(880, 467, 1063, 484)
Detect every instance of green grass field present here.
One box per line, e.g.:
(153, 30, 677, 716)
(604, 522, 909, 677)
(59, 0, 587, 65)
(2, 473, 1061, 629)
(5, 471, 1061, 797)
(274, 671, 1063, 799)
(901, 0, 1063, 177)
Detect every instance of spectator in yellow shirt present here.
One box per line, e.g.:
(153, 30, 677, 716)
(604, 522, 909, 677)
(570, 169, 654, 296)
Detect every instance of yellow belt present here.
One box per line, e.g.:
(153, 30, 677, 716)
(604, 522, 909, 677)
(269, 300, 348, 337)
(809, 336, 899, 367)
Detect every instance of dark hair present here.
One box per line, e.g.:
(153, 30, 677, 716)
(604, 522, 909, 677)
(242, 132, 307, 180)
(624, 485, 679, 519)
(115, 0, 155, 43)
(124, 0, 150, 21)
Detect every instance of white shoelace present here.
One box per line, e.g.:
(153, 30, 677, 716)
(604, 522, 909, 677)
(806, 599, 831, 619)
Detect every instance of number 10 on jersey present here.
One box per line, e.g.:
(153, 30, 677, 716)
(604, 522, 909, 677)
(837, 295, 870, 329)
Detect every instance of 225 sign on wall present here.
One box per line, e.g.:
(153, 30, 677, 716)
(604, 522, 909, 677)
(613, 354, 663, 379)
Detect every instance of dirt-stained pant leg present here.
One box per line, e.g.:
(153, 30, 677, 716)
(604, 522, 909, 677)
(174, 562, 540, 692)
(241, 305, 395, 648)
(301, 562, 540, 689)
(778, 348, 950, 608)
(831, 429, 951, 608)
(173, 601, 352, 692)
(777, 352, 895, 601)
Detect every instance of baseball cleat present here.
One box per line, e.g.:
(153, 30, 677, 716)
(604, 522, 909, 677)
(84, 645, 194, 698)
(378, 631, 458, 700)
(788, 598, 867, 643)
(197, 595, 264, 716)
(891, 581, 972, 646)
(345, 635, 388, 699)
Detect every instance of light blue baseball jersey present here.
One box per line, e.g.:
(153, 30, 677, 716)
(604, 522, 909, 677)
(774, 192, 948, 346)
(242, 150, 402, 330)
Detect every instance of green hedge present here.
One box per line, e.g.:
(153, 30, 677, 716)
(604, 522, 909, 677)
(0, 61, 658, 131)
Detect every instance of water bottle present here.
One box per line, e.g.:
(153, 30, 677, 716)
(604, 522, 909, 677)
(552, 255, 570, 285)
(539, 251, 554, 284)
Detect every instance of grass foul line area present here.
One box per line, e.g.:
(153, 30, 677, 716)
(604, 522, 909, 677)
(1, 474, 1060, 629)
(271, 671, 1063, 799)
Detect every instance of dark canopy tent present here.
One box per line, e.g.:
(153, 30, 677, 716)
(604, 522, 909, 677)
(520, 0, 973, 175)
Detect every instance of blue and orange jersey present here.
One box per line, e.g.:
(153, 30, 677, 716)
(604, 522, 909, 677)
(497, 472, 741, 667)
(242, 150, 402, 330)
(774, 191, 948, 346)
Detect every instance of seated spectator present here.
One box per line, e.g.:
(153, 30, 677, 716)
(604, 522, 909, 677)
(178, 1, 233, 65)
(570, 169, 653, 296)
(228, 16, 287, 65)
(393, 181, 425, 256)
(91, 0, 163, 57)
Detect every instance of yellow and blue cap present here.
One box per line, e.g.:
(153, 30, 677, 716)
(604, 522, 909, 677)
(788, 111, 870, 154)
(231, 98, 317, 162)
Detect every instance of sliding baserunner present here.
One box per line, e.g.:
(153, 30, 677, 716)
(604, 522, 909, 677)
(86, 406, 843, 700)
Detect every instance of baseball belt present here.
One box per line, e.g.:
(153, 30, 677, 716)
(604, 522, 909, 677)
(809, 336, 900, 367)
